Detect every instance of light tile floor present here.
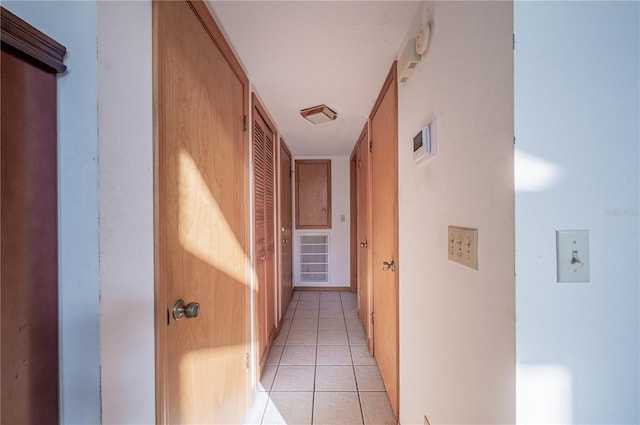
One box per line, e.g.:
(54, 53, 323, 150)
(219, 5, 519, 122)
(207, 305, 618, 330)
(243, 291, 395, 425)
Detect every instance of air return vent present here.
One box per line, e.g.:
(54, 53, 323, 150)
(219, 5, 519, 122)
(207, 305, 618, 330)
(298, 233, 329, 284)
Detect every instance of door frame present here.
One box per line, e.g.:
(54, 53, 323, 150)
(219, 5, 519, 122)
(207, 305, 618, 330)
(152, 1, 251, 422)
(350, 146, 357, 294)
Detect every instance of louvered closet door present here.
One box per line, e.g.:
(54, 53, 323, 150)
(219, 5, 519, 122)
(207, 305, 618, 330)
(253, 111, 276, 365)
(264, 124, 276, 340)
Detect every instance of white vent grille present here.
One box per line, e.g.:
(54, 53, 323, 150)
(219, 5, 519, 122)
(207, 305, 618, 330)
(298, 233, 329, 284)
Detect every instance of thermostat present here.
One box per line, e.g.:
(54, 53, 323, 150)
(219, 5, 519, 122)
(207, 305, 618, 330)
(413, 116, 437, 163)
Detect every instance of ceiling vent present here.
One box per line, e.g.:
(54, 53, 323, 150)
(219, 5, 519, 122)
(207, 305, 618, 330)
(300, 104, 337, 125)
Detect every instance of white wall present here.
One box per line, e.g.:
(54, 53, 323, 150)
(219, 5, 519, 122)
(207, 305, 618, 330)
(293, 156, 351, 287)
(97, 2, 155, 424)
(2, 2, 102, 423)
(397, 2, 515, 424)
(514, 2, 639, 424)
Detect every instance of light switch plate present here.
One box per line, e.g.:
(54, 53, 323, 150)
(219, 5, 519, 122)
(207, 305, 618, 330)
(448, 226, 478, 270)
(556, 230, 590, 282)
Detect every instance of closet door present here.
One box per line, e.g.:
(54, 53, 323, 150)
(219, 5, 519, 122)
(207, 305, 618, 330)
(279, 142, 293, 316)
(355, 126, 372, 352)
(370, 63, 399, 418)
(155, 1, 251, 422)
(253, 101, 276, 366)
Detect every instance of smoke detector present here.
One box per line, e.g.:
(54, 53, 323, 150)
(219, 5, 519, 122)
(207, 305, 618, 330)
(300, 104, 337, 125)
(416, 22, 432, 56)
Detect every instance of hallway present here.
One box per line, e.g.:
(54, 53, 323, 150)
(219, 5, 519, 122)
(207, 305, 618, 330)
(243, 291, 395, 425)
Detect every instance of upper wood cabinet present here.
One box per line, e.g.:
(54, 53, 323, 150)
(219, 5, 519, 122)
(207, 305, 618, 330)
(295, 159, 331, 229)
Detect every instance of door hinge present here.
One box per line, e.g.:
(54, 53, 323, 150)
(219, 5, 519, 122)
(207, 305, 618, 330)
(512, 33, 515, 50)
(369, 140, 373, 153)
(513, 136, 516, 144)
(358, 159, 362, 169)
(243, 115, 248, 132)
(245, 352, 250, 369)
(371, 312, 374, 325)
(167, 309, 170, 326)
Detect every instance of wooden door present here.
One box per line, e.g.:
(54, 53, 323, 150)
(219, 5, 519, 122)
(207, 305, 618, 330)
(370, 63, 399, 418)
(355, 126, 373, 352)
(155, 2, 251, 423)
(279, 142, 293, 317)
(350, 154, 357, 293)
(253, 105, 276, 365)
(0, 8, 66, 424)
(295, 160, 331, 229)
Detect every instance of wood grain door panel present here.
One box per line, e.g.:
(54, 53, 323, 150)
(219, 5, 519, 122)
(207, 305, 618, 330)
(279, 142, 293, 317)
(253, 103, 277, 366)
(155, 1, 250, 423)
(370, 63, 399, 419)
(295, 160, 331, 229)
(356, 126, 372, 352)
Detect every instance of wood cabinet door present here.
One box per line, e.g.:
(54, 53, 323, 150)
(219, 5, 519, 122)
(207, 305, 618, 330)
(295, 160, 331, 229)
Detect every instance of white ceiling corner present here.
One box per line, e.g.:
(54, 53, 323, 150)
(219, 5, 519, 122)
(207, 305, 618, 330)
(209, 1, 420, 156)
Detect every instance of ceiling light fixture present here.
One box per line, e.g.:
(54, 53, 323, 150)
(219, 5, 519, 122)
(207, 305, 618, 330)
(300, 104, 337, 125)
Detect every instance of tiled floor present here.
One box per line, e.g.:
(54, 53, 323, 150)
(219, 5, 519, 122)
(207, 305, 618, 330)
(243, 291, 395, 425)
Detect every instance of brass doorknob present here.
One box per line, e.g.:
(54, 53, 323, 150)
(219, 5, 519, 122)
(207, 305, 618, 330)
(173, 299, 200, 320)
(360, 241, 368, 248)
(382, 261, 396, 272)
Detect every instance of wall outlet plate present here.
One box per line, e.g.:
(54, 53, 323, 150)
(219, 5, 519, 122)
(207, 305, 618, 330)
(556, 230, 590, 282)
(448, 226, 478, 270)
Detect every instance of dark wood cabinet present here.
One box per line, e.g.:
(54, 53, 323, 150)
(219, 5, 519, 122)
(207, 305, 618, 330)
(295, 159, 331, 229)
(1, 7, 66, 424)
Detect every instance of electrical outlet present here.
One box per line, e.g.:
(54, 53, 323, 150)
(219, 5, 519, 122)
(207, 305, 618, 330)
(448, 226, 478, 270)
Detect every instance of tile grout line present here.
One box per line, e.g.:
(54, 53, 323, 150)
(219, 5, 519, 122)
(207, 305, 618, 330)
(312, 301, 318, 425)
(260, 296, 295, 425)
(341, 292, 367, 425)
(265, 291, 371, 424)
(261, 295, 298, 424)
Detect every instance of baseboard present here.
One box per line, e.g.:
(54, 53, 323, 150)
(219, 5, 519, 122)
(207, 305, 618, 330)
(294, 286, 353, 292)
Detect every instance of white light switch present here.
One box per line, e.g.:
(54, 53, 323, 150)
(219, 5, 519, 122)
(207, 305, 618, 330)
(556, 230, 590, 282)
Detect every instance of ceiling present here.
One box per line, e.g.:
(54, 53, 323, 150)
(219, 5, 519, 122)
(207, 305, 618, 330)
(208, 1, 420, 156)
